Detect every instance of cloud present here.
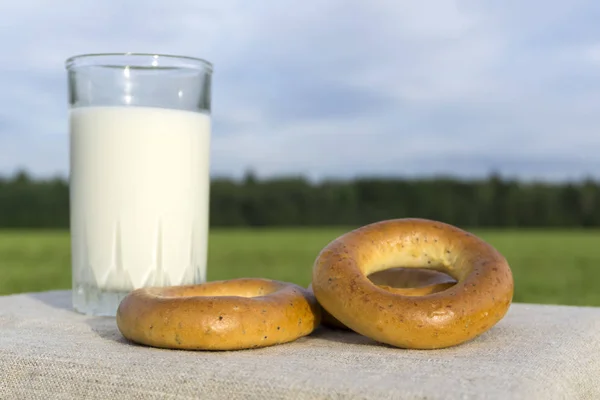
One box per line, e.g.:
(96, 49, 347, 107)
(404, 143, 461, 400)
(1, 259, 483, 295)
(1, 0, 600, 181)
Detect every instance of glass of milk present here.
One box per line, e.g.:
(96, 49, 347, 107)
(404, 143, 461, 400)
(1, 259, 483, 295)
(65, 53, 213, 316)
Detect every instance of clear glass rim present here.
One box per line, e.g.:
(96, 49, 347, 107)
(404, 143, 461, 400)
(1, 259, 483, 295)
(65, 52, 213, 73)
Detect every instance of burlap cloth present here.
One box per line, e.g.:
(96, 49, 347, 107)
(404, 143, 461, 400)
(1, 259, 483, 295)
(1, 290, 599, 399)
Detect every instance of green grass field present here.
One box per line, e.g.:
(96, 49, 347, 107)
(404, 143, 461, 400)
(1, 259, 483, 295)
(1, 228, 599, 307)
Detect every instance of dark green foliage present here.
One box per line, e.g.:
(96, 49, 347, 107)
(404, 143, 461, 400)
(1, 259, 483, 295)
(1, 169, 599, 228)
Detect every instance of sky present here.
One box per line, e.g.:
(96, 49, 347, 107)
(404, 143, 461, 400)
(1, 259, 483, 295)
(2, 0, 600, 182)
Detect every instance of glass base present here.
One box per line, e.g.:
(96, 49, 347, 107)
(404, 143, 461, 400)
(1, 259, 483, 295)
(73, 284, 131, 317)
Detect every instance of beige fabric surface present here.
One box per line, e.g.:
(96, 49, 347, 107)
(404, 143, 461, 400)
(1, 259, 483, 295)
(1, 290, 599, 400)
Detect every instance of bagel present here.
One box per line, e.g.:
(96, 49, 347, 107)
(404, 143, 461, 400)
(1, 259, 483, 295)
(311, 218, 513, 349)
(116, 278, 321, 351)
(309, 268, 457, 330)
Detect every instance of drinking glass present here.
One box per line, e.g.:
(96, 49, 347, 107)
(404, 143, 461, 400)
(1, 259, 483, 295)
(66, 53, 213, 316)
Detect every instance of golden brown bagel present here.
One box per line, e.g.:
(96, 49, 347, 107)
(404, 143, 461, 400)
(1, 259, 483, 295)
(311, 218, 514, 349)
(116, 278, 321, 351)
(309, 268, 457, 330)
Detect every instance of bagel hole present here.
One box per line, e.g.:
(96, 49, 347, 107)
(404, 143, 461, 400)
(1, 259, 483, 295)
(367, 267, 456, 295)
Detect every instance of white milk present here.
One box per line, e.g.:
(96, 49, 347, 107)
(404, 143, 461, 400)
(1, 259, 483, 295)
(69, 106, 211, 297)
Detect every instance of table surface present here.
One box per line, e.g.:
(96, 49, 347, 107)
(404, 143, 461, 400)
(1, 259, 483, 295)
(1, 290, 600, 400)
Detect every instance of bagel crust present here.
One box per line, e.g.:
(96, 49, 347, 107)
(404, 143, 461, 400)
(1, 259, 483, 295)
(311, 218, 514, 349)
(116, 278, 321, 351)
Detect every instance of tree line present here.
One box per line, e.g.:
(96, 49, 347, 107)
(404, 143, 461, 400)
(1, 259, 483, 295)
(1, 169, 599, 228)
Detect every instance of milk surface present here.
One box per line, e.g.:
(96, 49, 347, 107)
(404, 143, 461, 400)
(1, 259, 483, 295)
(69, 106, 211, 293)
